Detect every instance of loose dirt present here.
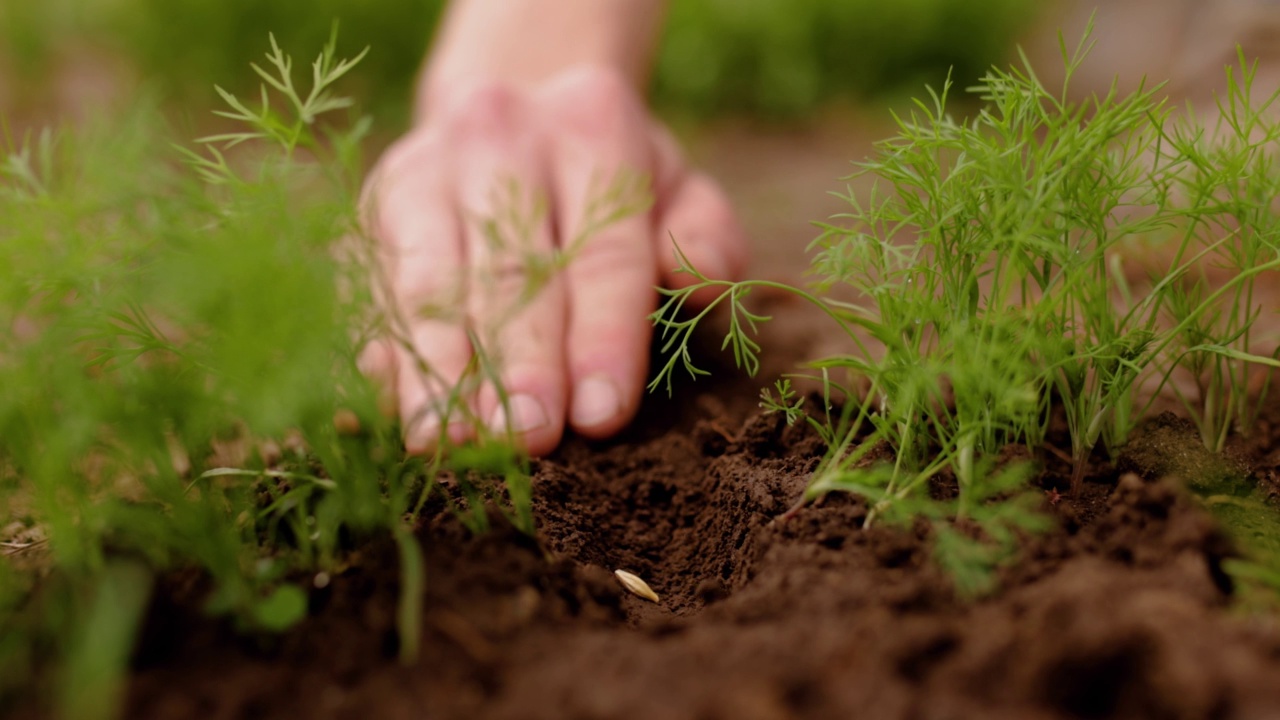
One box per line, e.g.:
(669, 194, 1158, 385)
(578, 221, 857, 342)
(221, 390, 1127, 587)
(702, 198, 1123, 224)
(109, 110, 1280, 720)
(116, 290, 1280, 720)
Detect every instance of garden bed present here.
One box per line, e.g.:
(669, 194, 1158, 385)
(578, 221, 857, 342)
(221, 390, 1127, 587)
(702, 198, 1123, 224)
(12, 28, 1280, 720)
(117, 296, 1280, 720)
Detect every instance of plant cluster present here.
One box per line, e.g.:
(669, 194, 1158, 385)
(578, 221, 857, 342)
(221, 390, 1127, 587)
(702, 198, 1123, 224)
(655, 30, 1280, 595)
(0, 30, 596, 719)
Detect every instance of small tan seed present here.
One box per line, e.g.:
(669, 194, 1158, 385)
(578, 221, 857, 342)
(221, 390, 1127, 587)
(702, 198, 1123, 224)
(614, 569, 660, 603)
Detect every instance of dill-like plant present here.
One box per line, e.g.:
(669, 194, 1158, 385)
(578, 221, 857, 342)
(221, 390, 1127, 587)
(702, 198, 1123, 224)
(654, 25, 1280, 596)
(0, 27, 647, 717)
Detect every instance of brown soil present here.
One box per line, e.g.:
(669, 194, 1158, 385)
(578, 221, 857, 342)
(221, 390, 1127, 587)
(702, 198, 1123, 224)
(14, 82, 1280, 720)
(108, 293, 1280, 720)
(103, 97, 1280, 712)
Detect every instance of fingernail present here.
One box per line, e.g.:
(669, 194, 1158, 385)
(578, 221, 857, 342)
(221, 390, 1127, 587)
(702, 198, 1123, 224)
(489, 394, 549, 435)
(571, 375, 621, 429)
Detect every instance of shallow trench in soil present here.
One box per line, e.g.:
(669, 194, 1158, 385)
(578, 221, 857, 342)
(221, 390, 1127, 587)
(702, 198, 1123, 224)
(113, 287, 1280, 720)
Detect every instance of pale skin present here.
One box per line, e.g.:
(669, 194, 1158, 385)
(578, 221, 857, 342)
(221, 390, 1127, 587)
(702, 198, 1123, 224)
(358, 0, 749, 456)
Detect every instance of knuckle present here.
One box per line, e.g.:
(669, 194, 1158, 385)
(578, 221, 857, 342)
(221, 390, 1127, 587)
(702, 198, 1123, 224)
(469, 252, 568, 323)
(361, 131, 446, 227)
(438, 81, 525, 138)
(541, 65, 640, 140)
(373, 126, 444, 180)
(474, 254, 534, 299)
(571, 237, 652, 280)
(394, 266, 461, 307)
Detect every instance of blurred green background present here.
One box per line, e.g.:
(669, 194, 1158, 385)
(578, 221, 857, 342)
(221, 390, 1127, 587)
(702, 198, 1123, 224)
(1, 0, 1038, 126)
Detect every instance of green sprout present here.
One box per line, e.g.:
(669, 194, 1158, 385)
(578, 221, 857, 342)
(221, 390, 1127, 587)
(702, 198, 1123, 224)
(654, 23, 1280, 596)
(0, 27, 654, 718)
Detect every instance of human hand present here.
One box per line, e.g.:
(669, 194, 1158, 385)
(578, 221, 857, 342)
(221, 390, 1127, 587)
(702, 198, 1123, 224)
(359, 66, 748, 456)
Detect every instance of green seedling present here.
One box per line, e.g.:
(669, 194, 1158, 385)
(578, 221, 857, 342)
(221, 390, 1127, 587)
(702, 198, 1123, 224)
(655, 22, 1280, 596)
(1142, 54, 1280, 452)
(0, 32, 414, 716)
(0, 27, 653, 718)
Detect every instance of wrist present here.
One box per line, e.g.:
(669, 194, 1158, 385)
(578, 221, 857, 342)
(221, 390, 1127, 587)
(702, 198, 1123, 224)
(413, 0, 666, 125)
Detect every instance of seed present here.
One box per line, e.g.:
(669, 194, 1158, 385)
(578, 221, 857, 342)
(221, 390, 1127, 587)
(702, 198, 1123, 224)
(614, 569, 660, 603)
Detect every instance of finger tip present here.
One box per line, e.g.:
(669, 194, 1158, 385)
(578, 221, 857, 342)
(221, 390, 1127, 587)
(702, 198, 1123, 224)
(570, 417, 629, 442)
(519, 427, 566, 457)
(568, 373, 636, 440)
(403, 417, 476, 456)
(483, 389, 566, 457)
